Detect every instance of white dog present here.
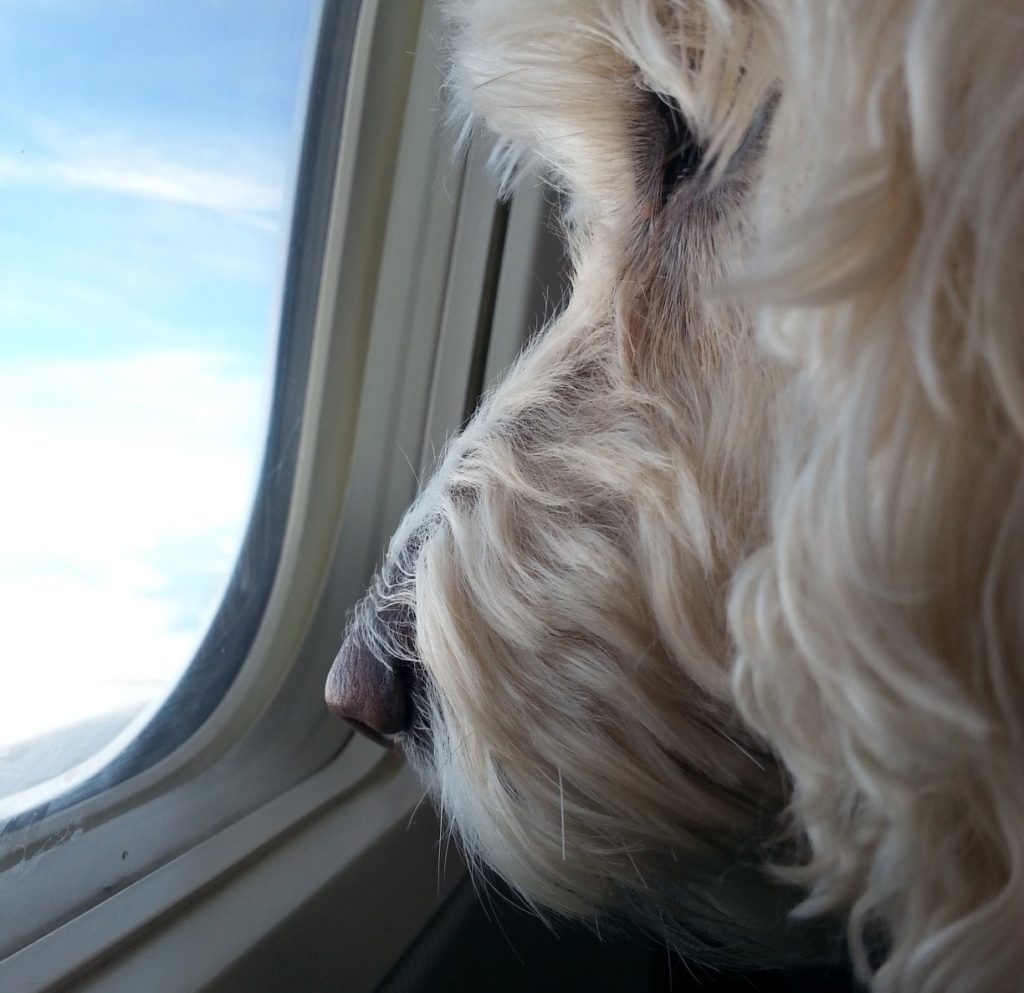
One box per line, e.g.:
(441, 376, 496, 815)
(327, 2, 1024, 990)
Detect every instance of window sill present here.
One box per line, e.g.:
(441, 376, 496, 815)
(1, 737, 460, 993)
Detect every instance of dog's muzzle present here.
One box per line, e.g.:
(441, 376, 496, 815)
(325, 633, 407, 746)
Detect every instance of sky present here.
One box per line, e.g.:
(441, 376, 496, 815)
(0, 0, 321, 805)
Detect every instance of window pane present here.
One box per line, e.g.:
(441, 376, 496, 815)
(0, 0, 321, 813)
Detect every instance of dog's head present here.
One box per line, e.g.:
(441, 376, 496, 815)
(328, 0, 1024, 985)
(328, 0, 808, 963)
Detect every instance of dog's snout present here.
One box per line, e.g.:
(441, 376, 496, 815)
(325, 634, 407, 742)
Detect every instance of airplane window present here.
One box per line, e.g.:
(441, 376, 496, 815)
(0, 0, 321, 818)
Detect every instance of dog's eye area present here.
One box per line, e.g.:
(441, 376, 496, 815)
(653, 93, 703, 201)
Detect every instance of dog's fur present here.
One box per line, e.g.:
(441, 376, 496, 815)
(336, 2, 1024, 989)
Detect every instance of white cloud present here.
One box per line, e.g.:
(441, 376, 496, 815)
(54, 157, 281, 226)
(0, 350, 268, 753)
(3, 120, 286, 228)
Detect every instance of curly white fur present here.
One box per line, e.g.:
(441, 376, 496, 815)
(728, 2, 1024, 990)
(336, 1, 1024, 987)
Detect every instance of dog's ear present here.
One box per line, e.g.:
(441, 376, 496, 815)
(730, 0, 1024, 987)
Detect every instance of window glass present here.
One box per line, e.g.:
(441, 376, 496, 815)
(0, 0, 320, 813)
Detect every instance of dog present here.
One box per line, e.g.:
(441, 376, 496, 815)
(326, 2, 1024, 989)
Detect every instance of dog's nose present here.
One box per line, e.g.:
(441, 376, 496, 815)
(325, 635, 407, 742)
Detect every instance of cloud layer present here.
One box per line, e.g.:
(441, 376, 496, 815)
(0, 351, 266, 752)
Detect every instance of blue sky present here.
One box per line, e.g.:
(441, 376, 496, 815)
(0, 0, 318, 362)
(0, 0, 320, 795)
